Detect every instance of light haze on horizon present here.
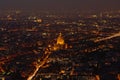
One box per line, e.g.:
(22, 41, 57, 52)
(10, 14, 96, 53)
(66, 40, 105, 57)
(0, 0, 120, 11)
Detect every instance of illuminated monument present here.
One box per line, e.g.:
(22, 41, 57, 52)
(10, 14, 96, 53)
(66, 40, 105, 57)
(57, 33, 65, 45)
(51, 33, 67, 51)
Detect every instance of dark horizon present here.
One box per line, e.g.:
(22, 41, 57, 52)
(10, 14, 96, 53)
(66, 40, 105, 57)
(0, 0, 120, 12)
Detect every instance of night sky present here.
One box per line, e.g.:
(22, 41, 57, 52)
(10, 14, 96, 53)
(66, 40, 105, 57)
(0, 0, 120, 11)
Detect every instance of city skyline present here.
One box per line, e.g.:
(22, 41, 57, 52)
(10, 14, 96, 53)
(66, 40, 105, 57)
(0, 1, 120, 80)
(0, 7, 120, 80)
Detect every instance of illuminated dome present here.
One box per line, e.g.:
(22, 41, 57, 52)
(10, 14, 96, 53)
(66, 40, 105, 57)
(57, 33, 64, 45)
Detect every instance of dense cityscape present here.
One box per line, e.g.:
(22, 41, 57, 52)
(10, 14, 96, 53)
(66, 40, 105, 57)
(0, 10, 120, 80)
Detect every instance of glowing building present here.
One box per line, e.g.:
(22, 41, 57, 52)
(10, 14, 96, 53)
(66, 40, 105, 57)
(51, 33, 68, 51)
(47, 33, 68, 51)
(57, 33, 65, 45)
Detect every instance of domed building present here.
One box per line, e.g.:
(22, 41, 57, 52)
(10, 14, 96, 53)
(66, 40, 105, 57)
(52, 33, 68, 51)
(56, 33, 65, 45)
